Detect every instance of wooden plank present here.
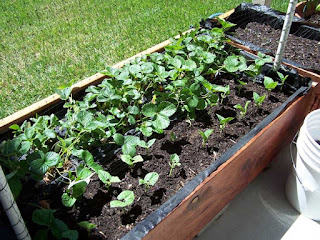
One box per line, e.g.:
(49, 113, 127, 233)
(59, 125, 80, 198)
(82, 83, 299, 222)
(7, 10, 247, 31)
(143, 87, 314, 240)
(0, 30, 192, 134)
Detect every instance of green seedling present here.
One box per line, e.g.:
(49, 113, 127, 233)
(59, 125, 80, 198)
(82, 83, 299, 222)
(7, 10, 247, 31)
(234, 101, 251, 118)
(78, 221, 97, 237)
(220, 85, 230, 104)
(216, 114, 234, 133)
(97, 170, 121, 189)
(263, 76, 278, 94)
(253, 92, 266, 108)
(121, 155, 144, 168)
(110, 190, 135, 211)
(237, 80, 247, 96)
(277, 72, 288, 90)
(170, 131, 178, 142)
(139, 172, 159, 190)
(169, 154, 181, 177)
(198, 129, 214, 147)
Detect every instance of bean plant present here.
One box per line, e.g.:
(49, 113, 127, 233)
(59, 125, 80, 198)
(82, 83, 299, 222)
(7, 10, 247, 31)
(253, 92, 266, 108)
(198, 129, 214, 147)
(277, 72, 288, 90)
(234, 101, 251, 118)
(139, 172, 159, 190)
(216, 114, 234, 133)
(169, 154, 181, 177)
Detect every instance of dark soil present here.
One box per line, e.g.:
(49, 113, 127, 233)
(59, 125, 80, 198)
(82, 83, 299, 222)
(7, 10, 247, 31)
(307, 14, 320, 27)
(233, 22, 320, 72)
(3, 74, 294, 240)
(316, 140, 320, 145)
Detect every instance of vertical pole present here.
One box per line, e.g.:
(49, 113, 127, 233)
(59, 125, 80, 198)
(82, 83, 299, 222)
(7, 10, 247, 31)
(0, 166, 31, 240)
(274, 0, 298, 70)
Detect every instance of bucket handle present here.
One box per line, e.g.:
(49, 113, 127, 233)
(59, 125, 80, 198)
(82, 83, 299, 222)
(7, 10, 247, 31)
(290, 131, 320, 193)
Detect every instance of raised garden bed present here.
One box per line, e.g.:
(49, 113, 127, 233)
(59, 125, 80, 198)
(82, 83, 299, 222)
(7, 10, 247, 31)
(201, 3, 320, 82)
(0, 18, 317, 240)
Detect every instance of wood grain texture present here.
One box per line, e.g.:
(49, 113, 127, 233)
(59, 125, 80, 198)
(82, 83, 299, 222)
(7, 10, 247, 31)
(0, 30, 192, 134)
(143, 87, 314, 240)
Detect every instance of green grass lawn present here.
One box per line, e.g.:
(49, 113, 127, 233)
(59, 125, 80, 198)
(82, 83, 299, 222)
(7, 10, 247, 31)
(0, 0, 289, 119)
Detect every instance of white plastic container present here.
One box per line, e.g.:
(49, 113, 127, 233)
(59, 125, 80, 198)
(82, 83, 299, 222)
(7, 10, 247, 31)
(285, 109, 320, 220)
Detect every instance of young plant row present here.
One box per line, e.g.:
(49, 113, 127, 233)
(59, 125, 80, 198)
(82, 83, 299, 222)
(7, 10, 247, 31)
(0, 19, 287, 239)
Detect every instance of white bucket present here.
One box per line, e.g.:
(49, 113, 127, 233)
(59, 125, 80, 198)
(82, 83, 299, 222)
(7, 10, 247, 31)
(285, 109, 320, 220)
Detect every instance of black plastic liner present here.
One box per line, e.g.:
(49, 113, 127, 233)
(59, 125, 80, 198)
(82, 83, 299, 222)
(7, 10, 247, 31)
(121, 52, 312, 240)
(200, 3, 320, 72)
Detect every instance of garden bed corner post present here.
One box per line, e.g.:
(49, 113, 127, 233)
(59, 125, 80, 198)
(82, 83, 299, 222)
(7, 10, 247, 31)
(274, 0, 299, 70)
(0, 166, 31, 240)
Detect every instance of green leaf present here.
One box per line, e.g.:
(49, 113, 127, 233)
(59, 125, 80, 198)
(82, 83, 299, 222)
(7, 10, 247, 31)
(32, 209, 55, 226)
(204, 129, 214, 138)
(30, 158, 48, 175)
(170, 154, 181, 166)
(61, 230, 79, 240)
(8, 177, 22, 199)
(76, 111, 93, 127)
(152, 114, 170, 130)
(62, 193, 77, 207)
(110, 190, 135, 208)
(141, 62, 154, 73)
(44, 152, 60, 167)
(122, 144, 136, 157)
(55, 85, 72, 101)
(158, 101, 176, 117)
(72, 181, 87, 199)
(77, 166, 92, 180)
(9, 124, 20, 131)
(44, 129, 56, 139)
(25, 128, 35, 139)
(144, 172, 159, 186)
(51, 218, 69, 239)
(78, 221, 97, 231)
(168, 57, 182, 69)
(18, 141, 31, 155)
(1, 139, 22, 156)
(128, 106, 139, 115)
(132, 155, 144, 164)
(147, 139, 156, 148)
(142, 103, 158, 117)
(186, 95, 199, 108)
(121, 155, 133, 166)
(128, 115, 136, 125)
(113, 133, 124, 145)
(264, 76, 278, 91)
(97, 170, 111, 184)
